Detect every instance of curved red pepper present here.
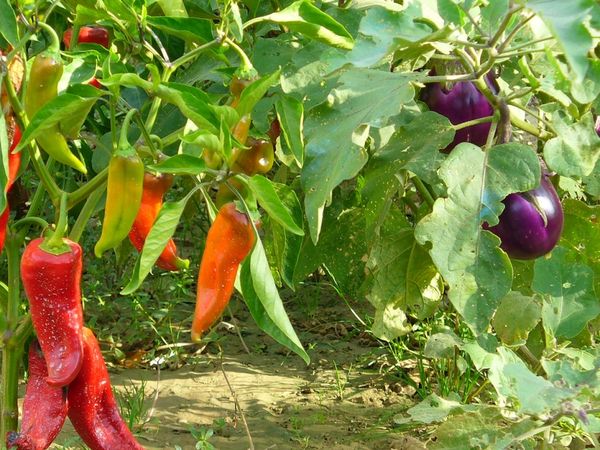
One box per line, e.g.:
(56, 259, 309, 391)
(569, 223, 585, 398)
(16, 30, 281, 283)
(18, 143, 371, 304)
(20, 237, 84, 387)
(5, 340, 68, 450)
(191, 203, 255, 342)
(63, 26, 110, 49)
(128, 172, 188, 271)
(68, 327, 145, 450)
(0, 124, 22, 254)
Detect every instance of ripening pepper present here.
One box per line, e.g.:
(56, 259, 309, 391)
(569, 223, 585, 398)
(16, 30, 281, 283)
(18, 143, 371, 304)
(215, 178, 249, 209)
(5, 340, 68, 450)
(0, 122, 22, 254)
(68, 327, 145, 450)
(228, 114, 252, 167)
(95, 110, 144, 257)
(233, 137, 274, 175)
(24, 51, 87, 173)
(21, 236, 85, 387)
(191, 202, 255, 342)
(63, 26, 110, 49)
(128, 171, 189, 271)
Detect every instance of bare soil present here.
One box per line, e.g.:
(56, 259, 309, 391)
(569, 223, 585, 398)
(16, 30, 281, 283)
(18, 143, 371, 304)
(39, 288, 424, 449)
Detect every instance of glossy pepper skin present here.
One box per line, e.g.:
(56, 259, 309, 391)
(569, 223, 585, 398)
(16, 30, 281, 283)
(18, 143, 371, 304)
(24, 52, 87, 173)
(63, 26, 110, 49)
(94, 118, 144, 257)
(191, 203, 256, 342)
(486, 173, 563, 259)
(421, 72, 497, 152)
(21, 237, 84, 386)
(5, 341, 68, 450)
(128, 172, 188, 271)
(68, 328, 145, 450)
(0, 123, 22, 254)
(233, 137, 274, 175)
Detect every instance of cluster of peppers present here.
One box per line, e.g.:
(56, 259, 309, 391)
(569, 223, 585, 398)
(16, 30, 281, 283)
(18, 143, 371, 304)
(421, 66, 563, 259)
(3, 26, 261, 447)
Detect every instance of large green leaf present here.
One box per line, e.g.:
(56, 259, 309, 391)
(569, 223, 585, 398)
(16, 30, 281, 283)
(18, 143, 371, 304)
(0, 0, 18, 46)
(533, 246, 600, 339)
(415, 143, 540, 334)
(544, 112, 600, 178)
(366, 207, 443, 340)
(255, 0, 354, 50)
(526, 0, 594, 82)
(147, 17, 213, 42)
(302, 68, 415, 242)
(240, 236, 309, 364)
(492, 291, 542, 346)
(275, 96, 305, 167)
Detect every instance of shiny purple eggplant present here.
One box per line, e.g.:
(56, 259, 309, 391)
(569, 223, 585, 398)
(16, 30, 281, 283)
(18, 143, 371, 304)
(595, 116, 600, 136)
(421, 72, 497, 152)
(486, 173, 563, 260)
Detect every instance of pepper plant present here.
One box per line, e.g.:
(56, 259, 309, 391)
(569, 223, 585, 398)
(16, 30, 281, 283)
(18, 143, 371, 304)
(0, 0, 600, 448)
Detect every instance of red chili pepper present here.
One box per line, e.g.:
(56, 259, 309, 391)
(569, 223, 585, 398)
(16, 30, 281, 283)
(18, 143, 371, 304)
(68, 327, 145, 450)
(63, 26, 110, 49)
(128, 172, 188, 271)
(5, 340, 68, 450)
(0, 124, 22, 254)
(191, 202, 255, 342)
(20, 237, 84, 387)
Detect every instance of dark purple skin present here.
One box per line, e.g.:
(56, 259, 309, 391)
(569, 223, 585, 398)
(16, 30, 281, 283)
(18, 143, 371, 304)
(595, 116, 600, 136)
(421, 73, 497, 152)
(486, 174, 563, 260)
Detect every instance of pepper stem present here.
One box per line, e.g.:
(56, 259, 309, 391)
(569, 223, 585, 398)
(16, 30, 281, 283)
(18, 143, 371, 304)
(40, 192, 70, 254)
(119, 109, 138, 152)
(37, 22, 61, 54)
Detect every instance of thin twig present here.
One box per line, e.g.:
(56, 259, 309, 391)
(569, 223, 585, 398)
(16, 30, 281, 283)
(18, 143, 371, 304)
(219, 355, 255, 450)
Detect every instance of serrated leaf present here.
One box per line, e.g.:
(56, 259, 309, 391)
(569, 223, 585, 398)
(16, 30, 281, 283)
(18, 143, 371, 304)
(121, 191, 192, 295)
(492, 292, 542, 346)
(526, 0, 594, 82)
(302, 68, 415, 242)
(0, 0, 18, 46)
(248, 175, 303, 236)
(414, 143, 540, 334)
(533, 246, 600, 339)
(275, 96, 304, 167)
(147, 16, 213, 42)
(240, 236, 309, 364)
(147, 154, 208, 174)
(544, 112, 600, 177)
(17, 85, 104, 151)
(258, 0, 354, 50)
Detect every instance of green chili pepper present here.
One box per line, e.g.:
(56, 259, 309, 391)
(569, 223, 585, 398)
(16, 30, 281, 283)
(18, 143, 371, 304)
(94, 110, 144, 257)
(24, 51, 87, 173)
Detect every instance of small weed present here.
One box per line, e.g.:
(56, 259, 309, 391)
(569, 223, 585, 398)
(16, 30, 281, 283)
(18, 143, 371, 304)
(116, 378, 149, 431)
(189, 425, 216, 450)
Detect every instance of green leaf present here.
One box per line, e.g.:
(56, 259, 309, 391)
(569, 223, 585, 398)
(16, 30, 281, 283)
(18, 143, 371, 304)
(488, 347, 572, 415)
(236, 70, 281, 119)
(257, 0, 354, 50)
(17, 85, 104, 151)
(370, 111, 454, 186)
(147, 154, 208, 175)
(302, 68, 415, 242)
(366, 207, 443, 340)
(147, 16, 213, 42)
(424, 331, 463, 359)
(121, 191, 192, 295)
(247, 175, 303, 236)
(492, 292, 542, 346)
(240, 236, 309, 364)
(415, 143, 540, 334)
(533, 246, 600, 339)
(275, 96, 305, 167)
(394, 393, 478, 425)
(0, 106, 7, 214)
(269, 183, 304, 289)
(544, 112, 600, 177)
(0, 0, 18, 46)
(526, 0, 594, 82)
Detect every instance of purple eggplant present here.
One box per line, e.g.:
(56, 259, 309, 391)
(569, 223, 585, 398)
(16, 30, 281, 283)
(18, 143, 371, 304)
(595, 115, 600, 136)
(421, 72, 497, 152)
(486, 173, 563, 260)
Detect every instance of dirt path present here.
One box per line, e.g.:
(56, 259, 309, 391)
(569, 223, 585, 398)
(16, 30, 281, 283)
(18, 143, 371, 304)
(44, 291, 425, 449)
